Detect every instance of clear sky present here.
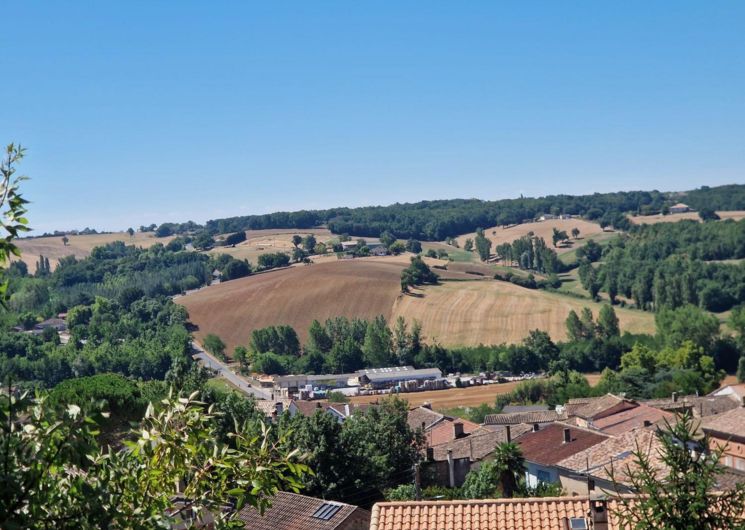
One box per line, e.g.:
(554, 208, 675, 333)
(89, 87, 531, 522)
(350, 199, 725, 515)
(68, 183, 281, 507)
(2, 2, 744, 234)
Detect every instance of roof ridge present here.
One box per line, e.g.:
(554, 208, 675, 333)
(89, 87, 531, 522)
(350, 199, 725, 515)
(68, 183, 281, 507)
(374, 495, 594, 507)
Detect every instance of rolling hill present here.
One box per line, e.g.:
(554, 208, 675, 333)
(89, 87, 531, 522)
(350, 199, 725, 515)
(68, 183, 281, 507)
(177, 255, 655, 355)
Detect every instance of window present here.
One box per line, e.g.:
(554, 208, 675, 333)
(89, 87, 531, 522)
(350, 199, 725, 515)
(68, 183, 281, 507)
(568, 518, 588, 530)
(312, 503, 342, 521)
(537, 470, 551, 483)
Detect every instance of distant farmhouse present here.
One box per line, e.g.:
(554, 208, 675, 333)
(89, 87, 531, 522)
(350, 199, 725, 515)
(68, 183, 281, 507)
(669, 202, 691, 214)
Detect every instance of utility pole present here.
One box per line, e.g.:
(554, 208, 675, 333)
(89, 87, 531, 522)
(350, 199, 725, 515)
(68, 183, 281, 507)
(414, 462, 422, 501)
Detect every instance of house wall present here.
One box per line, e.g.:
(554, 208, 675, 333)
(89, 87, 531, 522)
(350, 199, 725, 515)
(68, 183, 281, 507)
(709, 436, 745, 472)
(558, 470, 629, 497)
(339, 508, 371, 530)
(424, 458, 472, 488)
(524, 462, 559, 489)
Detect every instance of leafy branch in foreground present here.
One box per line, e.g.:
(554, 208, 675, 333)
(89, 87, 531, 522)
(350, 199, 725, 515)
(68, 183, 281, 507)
(0, 386, 309, 529)
(0, 144, 31, 301)
(608, 412, 745, 530)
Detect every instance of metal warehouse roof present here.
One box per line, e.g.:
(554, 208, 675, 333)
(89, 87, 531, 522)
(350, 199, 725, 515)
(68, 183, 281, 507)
(356, 366, 442, 381)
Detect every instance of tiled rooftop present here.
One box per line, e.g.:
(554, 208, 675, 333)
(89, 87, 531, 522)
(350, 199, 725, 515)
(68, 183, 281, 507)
(370, 497, 597, 530)
(592, 403, 674, 435)
(483, 410, 566, 425)
(408, 406, 445, 432)
(571, 394, 637, 421)
(236, 491, 369, 530)
(643, 395, 739, 418)
(427, 417, 481, 446)
(517, 423, 609, 466)
(557, 427, 664, 485)
(702, 406, 745, 440)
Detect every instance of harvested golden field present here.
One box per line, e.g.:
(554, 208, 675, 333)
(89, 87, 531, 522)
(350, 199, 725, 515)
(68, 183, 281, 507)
(392, 281, 655, 346)
(351, 374, 603, 409)
(629, 211, 745, 225)
(455, 219, 606, 256)
(350, 380, 528, 409)
(178, 257, 406, 354)
(15, 232, 174, 270)
(178, 254, 479, 353)
(209, 228, 337, 264)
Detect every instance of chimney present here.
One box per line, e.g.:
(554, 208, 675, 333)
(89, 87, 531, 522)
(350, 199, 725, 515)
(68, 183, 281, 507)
(643, 420, 652, 427)
(672, 392, 678, 403)
(533, 423, 540, 432)
(591, 499, 609, 528)
(563, 428, 571, 444)
(447, 449, 455, 488)
(453, 422, 465, 439)
(505, 425, 511, 443)
(422, 402, 432, 410)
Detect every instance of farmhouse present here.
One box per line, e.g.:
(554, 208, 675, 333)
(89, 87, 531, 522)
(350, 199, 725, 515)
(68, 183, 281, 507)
(669, 202, 691, 213)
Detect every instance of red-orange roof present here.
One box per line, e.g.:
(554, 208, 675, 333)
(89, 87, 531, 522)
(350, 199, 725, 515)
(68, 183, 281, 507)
(517, 423, 609, 466)
(428, 418, 480, 446)
(370, 497, 595, 530)
(592, 403, 673, 435)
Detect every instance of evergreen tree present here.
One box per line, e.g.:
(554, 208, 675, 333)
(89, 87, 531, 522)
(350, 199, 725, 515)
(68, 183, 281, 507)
(598, 305, 620, 339)
(362, 316, 393, 367)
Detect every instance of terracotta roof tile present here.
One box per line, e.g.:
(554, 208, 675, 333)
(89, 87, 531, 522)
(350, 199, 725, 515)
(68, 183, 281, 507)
(557, 427, 664, 485)
(430, 425, 533, 462)
(571, 394, 637, 421)
(591, 403, 674, 435)
(408, 406, 445, 432)
(370, 497, 596, 530)
(427, 418, 480, 446)
(517, 423, 609, 466)
(642, 395, 738, 417)
(702, 406, 745, 440)
(483, 410, 566, 425)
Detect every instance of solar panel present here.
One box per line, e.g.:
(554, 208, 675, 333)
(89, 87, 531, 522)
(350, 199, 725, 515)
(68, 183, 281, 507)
(312, 502, 342, 521)
(569, 517, 588, 530)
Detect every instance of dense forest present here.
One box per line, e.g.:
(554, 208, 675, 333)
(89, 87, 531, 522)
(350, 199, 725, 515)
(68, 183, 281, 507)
(585, 219, 745, 312)
(202, 184, 745, 240)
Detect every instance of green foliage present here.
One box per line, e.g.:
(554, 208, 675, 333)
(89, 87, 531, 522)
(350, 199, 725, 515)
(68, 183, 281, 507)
(250, 325, 300, 356)
(461, 442, 525, 499)
(0, 388, 309, 528)
(279, 396, 422, 504)
(591, 220, 745, 312)
(655, 304, 720, 351)
(495, 235, 563, 274)
(224, 231, 247, 246)
(609, 412, 745, 530)
(463, 238, 474, 252)
(405, 239, 422, 253)
(738, 355, 745, 383)
(47, 373, 157, 423)
(257, 252, 290, 270)
(474, 228, 492, 261)
(401, 256, 439, 291)
(203, 333, 226, 359)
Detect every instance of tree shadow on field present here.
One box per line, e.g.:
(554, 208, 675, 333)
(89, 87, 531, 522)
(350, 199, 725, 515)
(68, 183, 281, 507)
(402, 291, 425, 298)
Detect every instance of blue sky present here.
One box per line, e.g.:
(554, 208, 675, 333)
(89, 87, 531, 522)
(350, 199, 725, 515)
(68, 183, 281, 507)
(2, 2, 744, 234)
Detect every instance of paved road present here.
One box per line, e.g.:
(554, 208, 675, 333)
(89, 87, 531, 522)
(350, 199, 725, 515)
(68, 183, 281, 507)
(191, 341, 270, 400)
